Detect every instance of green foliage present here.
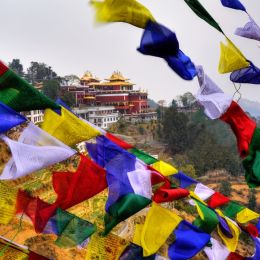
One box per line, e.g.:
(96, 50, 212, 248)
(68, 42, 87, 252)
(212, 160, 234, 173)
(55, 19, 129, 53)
(8, 59, 24, 77)
(25, 61, 57, 83)
(60, 92, 76, 107)
(43, 80, 60, 100)
(219, 180, 232, 197)
(159, 92, 243, 177)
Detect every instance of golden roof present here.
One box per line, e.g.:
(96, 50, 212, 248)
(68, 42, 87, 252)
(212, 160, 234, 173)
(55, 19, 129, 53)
(105, 71, 130, 82)
(81, 71, 100, 82)
(88, 81, 135, 86)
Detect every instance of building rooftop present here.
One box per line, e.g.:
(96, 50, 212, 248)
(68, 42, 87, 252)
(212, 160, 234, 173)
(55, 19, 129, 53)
(105, 71, 129, 82)
(81, 71, 100, 82)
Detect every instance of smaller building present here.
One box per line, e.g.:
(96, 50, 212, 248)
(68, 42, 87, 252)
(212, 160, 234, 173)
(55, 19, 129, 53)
(22, 110, 44, 124)
(74, 106, 120, 129)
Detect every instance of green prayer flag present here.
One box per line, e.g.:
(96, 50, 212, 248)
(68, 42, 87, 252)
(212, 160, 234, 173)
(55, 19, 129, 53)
(184, 0, 224, 33)
(0, 69, 60, 111)
(55, 208, 96, 248)
(193, 199, 219, 233)
(221, 201, 245, 219)
(103, 193, 151, 235)
(129, 148, 158, 165)
(243, 128, 260, 188)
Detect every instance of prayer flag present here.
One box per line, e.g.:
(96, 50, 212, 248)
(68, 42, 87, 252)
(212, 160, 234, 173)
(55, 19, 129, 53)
(220, 0, 246, 12)
(41, 107, 101, 147)
(91, 0, 155, 29)
(151, 160, 178, 176)
(168, 220, 210, 260)
(218, 38, 250, 73)
(0, 61, 59, 111)
(173, 171, 198, 188)
(0, 102, 27, 134)
(204, 238, 230, 260)
(207, 192, 230, 208)
(0, 122, 76, 180)
(196, 65, 232, 119)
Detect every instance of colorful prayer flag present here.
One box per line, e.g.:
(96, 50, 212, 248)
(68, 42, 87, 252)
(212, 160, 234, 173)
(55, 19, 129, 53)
(0, 102, 27, 134)
(91, 0, 155, 29)
(218, 38, 250, 74)
(0, 61, 59, 111)
(41, 107, 101, 147)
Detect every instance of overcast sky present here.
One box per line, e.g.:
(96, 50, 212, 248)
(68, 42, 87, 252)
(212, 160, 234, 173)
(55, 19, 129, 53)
(0, 0, 259, 103)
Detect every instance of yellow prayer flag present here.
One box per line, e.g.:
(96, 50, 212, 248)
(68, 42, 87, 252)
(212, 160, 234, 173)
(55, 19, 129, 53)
(85, 230, 128, 260)
(91, 0, 155, 29)
(236, 208, 260, 224)
(217, 215, 240, 252)
(133, 223, 143, 246)
(218, 38, 249, 74)
(138, 202, 182, 256)
(151, 161, 178, 176)
(0, 242, 28, 260)
(0, 183, 18, 225)
(41, 107, 101, 147)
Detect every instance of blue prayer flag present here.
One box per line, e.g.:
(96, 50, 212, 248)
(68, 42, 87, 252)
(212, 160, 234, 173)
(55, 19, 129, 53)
(173, 171, 198, 188)
(220, 0, 246, 12)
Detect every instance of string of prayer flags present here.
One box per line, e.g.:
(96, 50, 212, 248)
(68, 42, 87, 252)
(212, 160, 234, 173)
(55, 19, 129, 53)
(243, 128, 260, 187)
(220, 0, 246, 12)
(90, 0, 155, 29)
(151, 160, 178, 177)
(196, 65, 233, 119)
(168, 220, 210, 260)
(216, 212, 241, 252)
(204, 238, 230, 260)
(230, 62, 260, 84)
(86, 135, 129, 167)
(41, 107, 101, 147)
(207, 192, 230, 208)
(52, 154, 107, 210)
(138, 21, 197, 80)
(129, 148, 158, 165)
(184, 0, 223, 33)
(53, 208, 96, 248)
(0, 61, 59, 112)
(0, 102, 27, 134)
(106, 132, 133, 149)
(220, 101, 256, 158)
(235, 16, 260, 42)
(218, 38, 250, 74)
(0, 183, 18, 224)
(173, 171, 198, 188)
(0, 122, 76, 180)
(133, 203, 182, 257)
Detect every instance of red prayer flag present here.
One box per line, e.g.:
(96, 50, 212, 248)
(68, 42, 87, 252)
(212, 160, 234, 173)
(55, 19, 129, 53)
(220, 101, 256, 158)
(29, 251, 49, 260)
(53, 154, 107, 210)
(0, 61, 8, 76)
(16, 190, 57, 233)
(153, 187, 190, 203)
(227, 252, 245, 260)
(106, 132, 134, 149)
(207, 192, 230, 208)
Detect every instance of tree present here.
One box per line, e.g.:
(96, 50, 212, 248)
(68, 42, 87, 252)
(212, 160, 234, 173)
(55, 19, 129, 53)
(63, 75, 80, 86)
(43, 80, 60, 100)
(162, 106, 189, 154)
(219, 180, 232, 197)
(60, 92, 76, 107)
(248, 189, 257, 211)
(8, 59, 24, 77)
(26, 62, 57, 83)
(180, 92, 196, 107)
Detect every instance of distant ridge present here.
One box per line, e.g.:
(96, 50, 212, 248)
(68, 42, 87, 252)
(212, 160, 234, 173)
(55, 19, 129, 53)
(239, 99, 260, 117)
